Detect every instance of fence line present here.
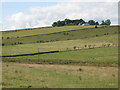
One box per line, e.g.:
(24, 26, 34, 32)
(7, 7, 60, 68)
(1, 45, 118, 57)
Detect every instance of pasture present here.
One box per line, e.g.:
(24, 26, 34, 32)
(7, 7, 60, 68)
(2, 25, 119, 88)
(2, 63, 118, 88)
(3, 47, 118, 67)
(2, 26, 118, 55)
(2, 26, 118, 45)
(2, 25, 97, 39)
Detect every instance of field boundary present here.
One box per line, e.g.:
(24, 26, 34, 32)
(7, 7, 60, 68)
(1, 45, 118, 57)
(1, 51, 60, 57)
(2, 56, 118, 67)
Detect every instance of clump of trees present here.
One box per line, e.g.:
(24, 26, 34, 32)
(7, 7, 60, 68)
(52, 19, 85, 27)
(52, 18, 111, 27)
(101, 19, 111, 25)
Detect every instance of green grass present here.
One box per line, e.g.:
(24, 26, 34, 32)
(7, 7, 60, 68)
(2, 33, 118, 55)
(2, 26, 118, 88)
(3, 47, 118, 67)
(2, 25, 97, 39)
(2, 26, 118, 46)
(2, 62, 118, 88)
(19, 47, 118, 63)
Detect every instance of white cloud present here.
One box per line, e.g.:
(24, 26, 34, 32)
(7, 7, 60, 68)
(2, 1, 118, 31)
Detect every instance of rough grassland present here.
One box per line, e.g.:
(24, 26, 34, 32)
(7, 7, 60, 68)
(2, 63, 118, 88)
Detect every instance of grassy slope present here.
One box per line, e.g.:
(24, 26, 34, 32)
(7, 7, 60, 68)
(2, 63, 118, 88)
(2, 26, 118, 45)
(18, 47, 118, 63)
(3, 47, 118, 67)
(2, 25, 96, 39)
(2, 26, 118, 88)
(2, 34, 118, 55)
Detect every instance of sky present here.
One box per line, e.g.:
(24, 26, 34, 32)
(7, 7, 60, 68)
(0, 0, 119, 31)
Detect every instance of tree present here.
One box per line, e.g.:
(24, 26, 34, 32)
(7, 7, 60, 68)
(73, 20, 80, 25)
(56, 21, 65, 26)
(104, 19, 111, 25)
(101, 20, 105, 25)
(95, 22, 99, 25)
(64, 19, 71, 25)
(73, 46, 77, 50)
(88, 20, 96, 25)
(52, 18, 103, 27)
(52, 22, 57, 27)
(79, 19, 85, 25)
(60, 21, 65, 26)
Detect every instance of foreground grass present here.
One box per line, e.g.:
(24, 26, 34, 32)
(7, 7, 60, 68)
(2, 63, 118, 88)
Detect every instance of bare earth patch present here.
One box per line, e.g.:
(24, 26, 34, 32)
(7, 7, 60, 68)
(9, 63, 118, 72)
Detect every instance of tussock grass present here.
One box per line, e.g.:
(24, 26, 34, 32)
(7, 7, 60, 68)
(2, 62, 118, 88)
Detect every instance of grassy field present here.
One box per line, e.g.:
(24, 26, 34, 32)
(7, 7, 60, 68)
(2, 25, 119, 88)
(2, 47, 118, 67)
(2, 63, 118, 88)
(2, 32, 118, 55)
(20, 47, 118, 63)
(2, 26, 118, 46)
(2, 25, 99, 39)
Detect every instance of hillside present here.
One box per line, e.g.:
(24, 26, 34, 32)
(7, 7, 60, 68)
(2, 25, 97, 39)
(2, 26, 118, 46)
(2, 25, 119, 88)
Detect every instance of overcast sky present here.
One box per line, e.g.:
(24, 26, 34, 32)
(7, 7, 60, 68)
(1, 0, 119, 31)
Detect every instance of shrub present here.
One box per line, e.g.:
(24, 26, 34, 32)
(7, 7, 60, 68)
(40, 40, 45, 43)
(2, 43, 5, 46)
(107, 44, 110, 47)
(96, 35, 98, 37)
(28, 85, 32, 88)
(36, 41, 39, 43)
(73, 46, 77, 50)
(18, 42, 23, 44)
(78, 68, 83, 71)
(63, 32, 69, 35)
(7, 37, 10, 39)
(19, 42, 23, 44)
(102, 44, 106, 47)
(104, 33, 107, 35)
(11, 43, 17, 45)
(15, 70, 18, 73)
(6, 64, 8, 67)
(14, 43, 16, 45)
(84, 45, 87, 48)
(88, 45, 91, 49)
(95, 25, 97, 28)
